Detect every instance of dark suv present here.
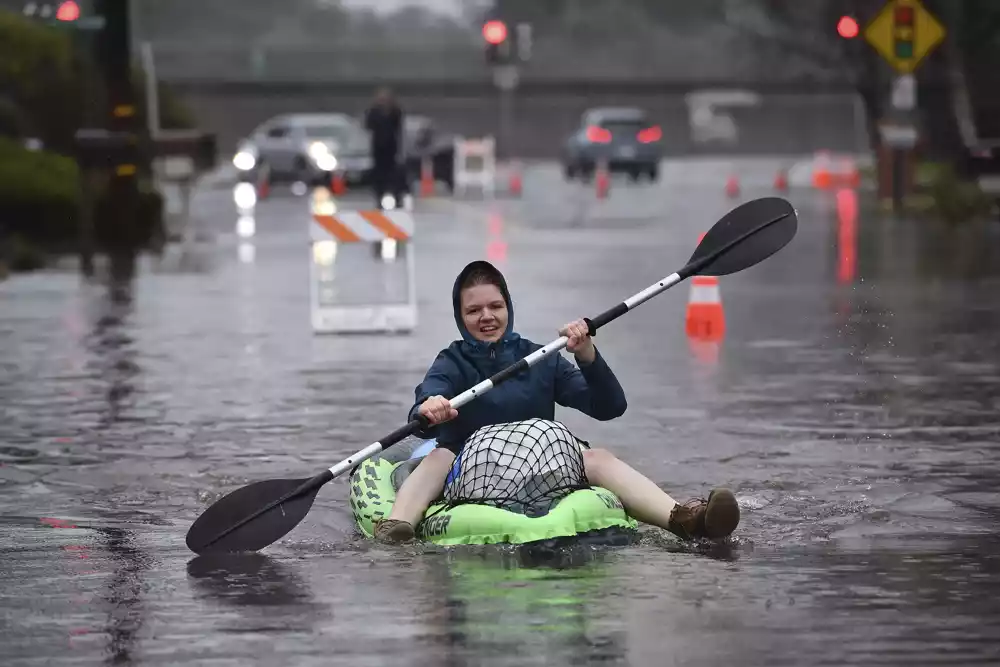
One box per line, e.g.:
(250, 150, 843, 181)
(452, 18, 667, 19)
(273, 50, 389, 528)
(562, 107, 663, 182)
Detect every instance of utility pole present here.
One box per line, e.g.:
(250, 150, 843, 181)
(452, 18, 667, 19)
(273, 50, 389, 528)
(103, 0, 140, 262)
(482, 19, 531, 161)
(862, 0, 946, 214)
(73, 0, 218, 276)
(72, 0, 142, 276)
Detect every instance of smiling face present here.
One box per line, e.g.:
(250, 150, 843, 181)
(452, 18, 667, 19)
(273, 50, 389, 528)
(460, 283, 508, 343)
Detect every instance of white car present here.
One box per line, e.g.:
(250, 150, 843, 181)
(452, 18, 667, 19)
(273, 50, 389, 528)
(233, 113, 373, 186)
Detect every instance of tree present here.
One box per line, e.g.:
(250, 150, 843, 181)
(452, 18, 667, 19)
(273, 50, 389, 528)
(731, 0, 1000, 168)
(0, 9, 195, 151)
(0, 10, 87, 153)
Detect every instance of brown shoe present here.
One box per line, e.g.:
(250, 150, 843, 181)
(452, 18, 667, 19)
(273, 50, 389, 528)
(373, 519, 416, 544)
(666, 488, 740, 541)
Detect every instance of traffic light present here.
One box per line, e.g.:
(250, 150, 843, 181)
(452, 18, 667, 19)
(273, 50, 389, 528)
(837, 15, 859, 39)
(483, 19, 507, 44)
(893, 5, 914, 59)
(483, 19, 511, 65)
(55, 1, 79, 21)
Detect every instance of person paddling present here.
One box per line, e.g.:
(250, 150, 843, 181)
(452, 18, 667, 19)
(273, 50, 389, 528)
(374, 260, 741, 544)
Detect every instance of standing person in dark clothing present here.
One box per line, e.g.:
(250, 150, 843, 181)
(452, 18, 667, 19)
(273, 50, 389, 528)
(364, 87, 403, 209)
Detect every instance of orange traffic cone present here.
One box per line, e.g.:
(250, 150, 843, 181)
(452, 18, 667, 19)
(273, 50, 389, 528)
(774, 168, 788, 191)
(331, 171, 346, 195)
(725, 174, 740, 197)
(685, 234, 725, 341)
(595, 160, 610, 199)
(419, 157, 434, 197)
(685, 275, 725, 340)
(812, 151, 833, 189)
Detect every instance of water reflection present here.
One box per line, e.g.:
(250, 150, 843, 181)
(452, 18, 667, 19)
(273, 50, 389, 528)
(233, 182, 257, 213)
(46, 523, 153, 665)
(236, 215, 256, 239)
(421, 546, 629, 666)
(186, 553, 316, 609)
(836, 188, 857, 285)
(83, 254, 141, 428)
(238, 242, 256, 264)
(747, 537, 1000, 665)
(486, 210, 508, 266)
(93, 527, 150, 665)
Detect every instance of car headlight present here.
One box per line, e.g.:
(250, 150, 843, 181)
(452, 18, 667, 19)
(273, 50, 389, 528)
(233, 150, 256, 171)
(307, 142, 338, 171)
(308, 142, 330, 160)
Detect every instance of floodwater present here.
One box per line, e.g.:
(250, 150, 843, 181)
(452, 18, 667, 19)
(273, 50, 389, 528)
(2, 161, 1000, 666)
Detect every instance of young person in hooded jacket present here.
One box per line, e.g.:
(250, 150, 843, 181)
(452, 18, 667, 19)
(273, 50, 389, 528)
(373, 260, 741, 544)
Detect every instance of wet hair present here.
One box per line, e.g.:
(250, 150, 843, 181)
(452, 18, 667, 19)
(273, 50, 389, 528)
(460, 265, 504, 293)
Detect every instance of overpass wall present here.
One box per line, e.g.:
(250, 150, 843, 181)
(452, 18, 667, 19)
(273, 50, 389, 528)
(174, 82, 871, 160)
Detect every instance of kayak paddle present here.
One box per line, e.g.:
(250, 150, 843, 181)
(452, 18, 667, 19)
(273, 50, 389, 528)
(185, 196, 798, 554)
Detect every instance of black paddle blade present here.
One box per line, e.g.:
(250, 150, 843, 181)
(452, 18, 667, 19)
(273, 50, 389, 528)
(685, 197, 797, 277)
(186, 477, 322, 555)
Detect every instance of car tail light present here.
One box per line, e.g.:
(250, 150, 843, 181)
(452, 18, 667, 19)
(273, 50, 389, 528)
(586, 126, 612, 143)
(637, 126, 662, 143)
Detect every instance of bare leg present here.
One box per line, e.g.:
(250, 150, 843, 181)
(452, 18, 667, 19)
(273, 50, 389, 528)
(583, 448, 740, 540)
(583, 448, 678, 529)
(385, 447, 456, 527)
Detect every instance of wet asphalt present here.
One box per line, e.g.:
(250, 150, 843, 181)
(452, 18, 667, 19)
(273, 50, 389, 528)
(2, 159, 1000, 666)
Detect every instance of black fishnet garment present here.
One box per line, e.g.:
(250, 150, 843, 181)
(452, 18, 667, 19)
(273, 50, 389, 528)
(442, 418, 590, 517)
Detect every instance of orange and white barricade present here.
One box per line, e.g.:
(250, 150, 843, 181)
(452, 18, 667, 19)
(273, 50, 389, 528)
(308, 188, 417, 334)
(454, 136, 496, 198)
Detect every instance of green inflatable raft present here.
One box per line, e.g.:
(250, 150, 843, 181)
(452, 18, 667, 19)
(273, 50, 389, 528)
(349, 437, 639, 546)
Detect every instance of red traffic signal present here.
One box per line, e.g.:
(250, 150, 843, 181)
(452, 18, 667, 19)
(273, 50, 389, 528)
(56, 1, 80, 21)
(837, 15, 859, 38)
(483, 20, 507, 45)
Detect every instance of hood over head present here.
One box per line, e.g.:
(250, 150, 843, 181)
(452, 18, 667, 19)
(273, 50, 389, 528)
(452, 260, 517, 349)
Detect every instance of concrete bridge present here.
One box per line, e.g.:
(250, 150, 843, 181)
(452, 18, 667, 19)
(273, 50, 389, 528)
(151, 40, 876, 160)
(150, 36, 998, 164)
(169, 78, 872, 161)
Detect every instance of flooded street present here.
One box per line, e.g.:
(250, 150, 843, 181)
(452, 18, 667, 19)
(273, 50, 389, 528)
(3, 160, 1000, 666)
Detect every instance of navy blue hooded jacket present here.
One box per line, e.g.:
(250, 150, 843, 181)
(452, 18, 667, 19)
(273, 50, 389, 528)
(408, 260, 628, 453)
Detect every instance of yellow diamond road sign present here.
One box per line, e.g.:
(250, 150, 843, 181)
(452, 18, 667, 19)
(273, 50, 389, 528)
(864, 0, 946, 74)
